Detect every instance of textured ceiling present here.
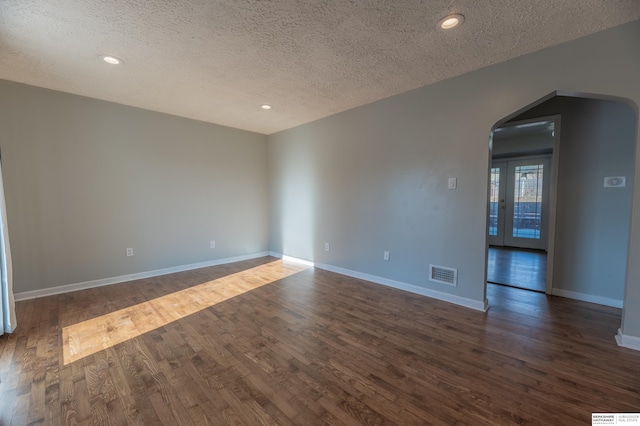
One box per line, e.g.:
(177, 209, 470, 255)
(1, 1, 639, 135)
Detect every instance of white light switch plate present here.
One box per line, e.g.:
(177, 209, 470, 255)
(448, 177, 457, 190)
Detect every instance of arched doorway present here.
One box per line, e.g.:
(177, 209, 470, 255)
(486, 92, 637, 310)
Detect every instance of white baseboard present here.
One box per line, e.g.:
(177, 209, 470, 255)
(551, 288, 623, 308)
(616, 328, 640, 351)
(288, 258, 487, 312)
(14, 251, 271, 301)
(268, 252, 315, 267)
(270, 252, 488, 311)
(16, 250, 489, 312)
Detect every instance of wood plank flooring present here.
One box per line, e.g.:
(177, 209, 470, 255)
(61, 260, 308, 365)
(1, 256, 639, 425)
(487, 246, 547, 292)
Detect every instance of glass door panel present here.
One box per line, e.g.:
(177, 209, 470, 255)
(488, 157, 549, 250)
(512, 164, 543, 239)
(488, 162, 506, 246)
(504, 158, 549, 250)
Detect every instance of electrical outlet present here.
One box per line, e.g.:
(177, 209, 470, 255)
(325, 242, 330, 251)
(383, 251, 390, 261)
(126, 248, 133, 257)
(210, 240, 216, 248)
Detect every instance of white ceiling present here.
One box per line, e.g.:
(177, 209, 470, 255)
(1, 1, 639, 135)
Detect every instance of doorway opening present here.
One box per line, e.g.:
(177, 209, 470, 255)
(486, 93, 636, 310)
(487, 117, 557, 293)
(487, 247, 546, 292)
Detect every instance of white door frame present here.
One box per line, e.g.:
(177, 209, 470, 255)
(545, 115, 561, 295)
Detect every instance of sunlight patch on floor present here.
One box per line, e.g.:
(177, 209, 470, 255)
(62, 260, 309, 365)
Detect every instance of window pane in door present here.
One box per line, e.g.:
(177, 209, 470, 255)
(489, 167, 500, 236)
(512, 164, 543, 239)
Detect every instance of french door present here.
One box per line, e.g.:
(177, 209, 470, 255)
(488, 156, 550, 250)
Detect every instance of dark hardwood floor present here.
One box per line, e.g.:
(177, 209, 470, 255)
(487, 246, 547, 292)
(1, 256, 638, 425)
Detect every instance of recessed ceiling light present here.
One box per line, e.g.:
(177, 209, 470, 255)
(261, 104, 272, 110)
(438, 14, 465, 30)
(100, 54, 123, 65)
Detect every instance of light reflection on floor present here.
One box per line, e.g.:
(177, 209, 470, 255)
(62, 260, 309, 365)
(487, 247, 546, 292)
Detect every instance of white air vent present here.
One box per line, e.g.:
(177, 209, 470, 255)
(429, 264, 457, 286)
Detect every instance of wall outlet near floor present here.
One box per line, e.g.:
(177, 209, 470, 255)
(210, 240, 216, 249)
(126, 248, 133, 257)
(325, 242, 330, 251)
(383, 250, 390, 261)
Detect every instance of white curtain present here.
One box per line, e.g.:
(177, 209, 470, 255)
(0, 159, 16, 335)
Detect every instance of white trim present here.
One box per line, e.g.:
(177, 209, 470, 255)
(269, 252, 316, 267)
(271, 253, 487, 311)
(14, 252, 270, 301)
(545, 114, 562, 295)
(16, 249, 490, 312)
(616, 329, 640, 351)
(282, 256, 315, 267)
(314, 261, 488, 312)
(551, 288, 623, 308)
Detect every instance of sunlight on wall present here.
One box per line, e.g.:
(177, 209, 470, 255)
(273, 139, 317, 261)
(62, 260, 310, 365)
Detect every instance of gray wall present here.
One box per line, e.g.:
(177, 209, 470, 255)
(268, 21, 640, 338)
(0, 80, 269, 293)
(269, 95, 489, 303)
(515, 97, 636, 303)
(3, 22, 640, 342)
